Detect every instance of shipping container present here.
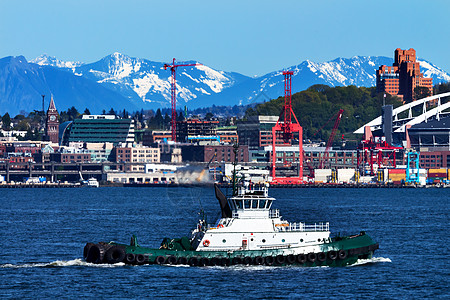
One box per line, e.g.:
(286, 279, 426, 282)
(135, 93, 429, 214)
(389, 169, 406, 174)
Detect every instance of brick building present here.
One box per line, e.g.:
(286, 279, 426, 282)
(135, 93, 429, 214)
(376, 48, 433, 102)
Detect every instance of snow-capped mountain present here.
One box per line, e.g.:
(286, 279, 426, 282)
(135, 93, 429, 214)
(33, 53, 250, 108)
(0, 53, 449, 115)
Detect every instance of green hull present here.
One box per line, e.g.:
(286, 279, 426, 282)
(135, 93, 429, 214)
(84, 232, 378, 267)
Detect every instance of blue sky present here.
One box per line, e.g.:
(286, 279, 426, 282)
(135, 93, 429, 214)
(1, 0, 449, 77)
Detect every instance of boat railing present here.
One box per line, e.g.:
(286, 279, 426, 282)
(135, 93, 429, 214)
(269, 209, 279, 218)
(275, 222, 329, 232)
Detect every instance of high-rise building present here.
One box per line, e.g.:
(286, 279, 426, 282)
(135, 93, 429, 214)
(376, 48, 433, 102)
(45, 96, 59, 144)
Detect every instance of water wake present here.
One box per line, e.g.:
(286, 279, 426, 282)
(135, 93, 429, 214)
(351, 256, 392, 267)
(0, 259, 125, 269)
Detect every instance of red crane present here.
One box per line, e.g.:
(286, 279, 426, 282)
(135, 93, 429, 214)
(164, 58, 202, 142)
(271, 71, 303, 185)
(319, 109, 344, 168)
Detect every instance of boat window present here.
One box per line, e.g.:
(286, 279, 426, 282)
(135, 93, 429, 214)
(266, 200, 273, 208)
(244, 200, 251, 209)
(259, 200, 266, 209)
(235, 200, 243, 209)
(251, 200, 258, 209)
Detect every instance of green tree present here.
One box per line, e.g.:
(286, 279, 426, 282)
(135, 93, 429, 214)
(84, 108, 91, 115)
(414, 86, 431, 100)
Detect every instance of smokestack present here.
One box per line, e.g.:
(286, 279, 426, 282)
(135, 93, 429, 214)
(382, 105, 393, 145)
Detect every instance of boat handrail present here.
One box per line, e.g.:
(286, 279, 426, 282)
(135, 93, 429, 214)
(275, 222, 329, 232)
(269, 209, 279, 218)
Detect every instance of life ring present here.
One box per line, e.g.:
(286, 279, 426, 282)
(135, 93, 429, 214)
(203, 240, 210, 247)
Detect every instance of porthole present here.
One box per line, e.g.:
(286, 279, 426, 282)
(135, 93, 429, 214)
(300, 239, 304, 242)
(262, 239, 266, 243)
(282, 239, 285, 243)
(251, 238, 254, 241)
(222, 239, 226, 243)
(318, 238, 321, 242)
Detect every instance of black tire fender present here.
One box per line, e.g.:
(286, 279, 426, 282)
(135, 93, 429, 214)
(188, 257, 198, 266)
(232, 257, 242, 265)
(338, 249, 348, 260)
(243, 256, 253, 265)
(104, 246, 126, 264)
(286, 254, 296, 264)
(317, 252, 326, 262)
(177, 257, 188, 265)
(296, 254, 307, 264)
(254, 256, 264, 265)
(155, 255, 166, 265)
(307, 253, 317, 263)
(135, 254, 146, 265)
(125, 253, 136, 264)
(83, 243, 94, 259)
(86, 244, 105, 264)
(264, 256, 274, 266)
(328, 250, 338, 260)
(275, 255, 286, 265)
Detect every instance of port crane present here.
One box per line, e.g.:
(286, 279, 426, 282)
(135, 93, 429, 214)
(271, 71, 303, 184)
(164, 58, 202, 142)
(319, 109, 344, 168)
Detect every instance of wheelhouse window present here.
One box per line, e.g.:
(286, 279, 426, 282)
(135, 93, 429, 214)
(244, 200, 251, 209)
(234, 200, 243, 209)
(259, 200, 267, 209)
(252, 200, 258, 209)
(266, 200, 273, 209)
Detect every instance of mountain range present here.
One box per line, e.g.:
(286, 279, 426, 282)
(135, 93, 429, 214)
(0, 52, 449, 116)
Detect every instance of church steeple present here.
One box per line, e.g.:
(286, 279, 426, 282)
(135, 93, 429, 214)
(45, 95, 59, 144)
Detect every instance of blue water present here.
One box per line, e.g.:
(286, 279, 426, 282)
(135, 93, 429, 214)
(0, 187, 448, 299)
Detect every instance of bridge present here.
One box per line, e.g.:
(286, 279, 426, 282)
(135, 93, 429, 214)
(354, 92, 450, 134)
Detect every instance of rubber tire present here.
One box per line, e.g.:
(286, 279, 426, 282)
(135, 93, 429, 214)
(220, 257, 230, 266)
(135, 254, 146, 265)
(275, 255, 286, 265)
(199, 257, 210, 266)
(254, 256, 264, 265)
(155, 255, 166, 265)
(210, 257, 220, 266)
(104, 246, 126, 264)
(317, 252, 326, 262)
(307, 253, 317, 263)
(286, 254, 296, 264)
(232, 257, 242, 265)
(296, 254, 306, 264)
(86, 244, 105, 264)
(243, 256, 253, 265)
(177, 257, 188, 265)
(188, 257, 198, 266)
(264, 256, 274, 266)
(338, 250, 347, 260)
(83, 243, 94, 259)
(125, 253, 136, 264)
(328, 250, 338, 260)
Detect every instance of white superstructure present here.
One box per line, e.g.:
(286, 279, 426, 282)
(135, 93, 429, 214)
(190, 182, 331, 255)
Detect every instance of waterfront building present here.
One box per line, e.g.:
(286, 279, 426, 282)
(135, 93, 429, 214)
(376, 48, 433, 102)
(217, 126, 238, 144)
(142, 130, 172, 144)
(61, 115, 134, 145)
(45, 96, 60, 144)
(237, 116, 278, 148)
(180, 144, 249, 163)
(176, 118, 219, 143)
(113, 144, 160, 164)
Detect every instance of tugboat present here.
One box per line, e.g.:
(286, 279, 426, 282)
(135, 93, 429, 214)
(83, 146, 379, 267)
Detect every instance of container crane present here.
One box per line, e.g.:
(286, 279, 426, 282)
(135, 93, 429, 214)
(271, 71, 303, 184)
(164, 58, 202, 142)
(319, 109, 344, 168)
